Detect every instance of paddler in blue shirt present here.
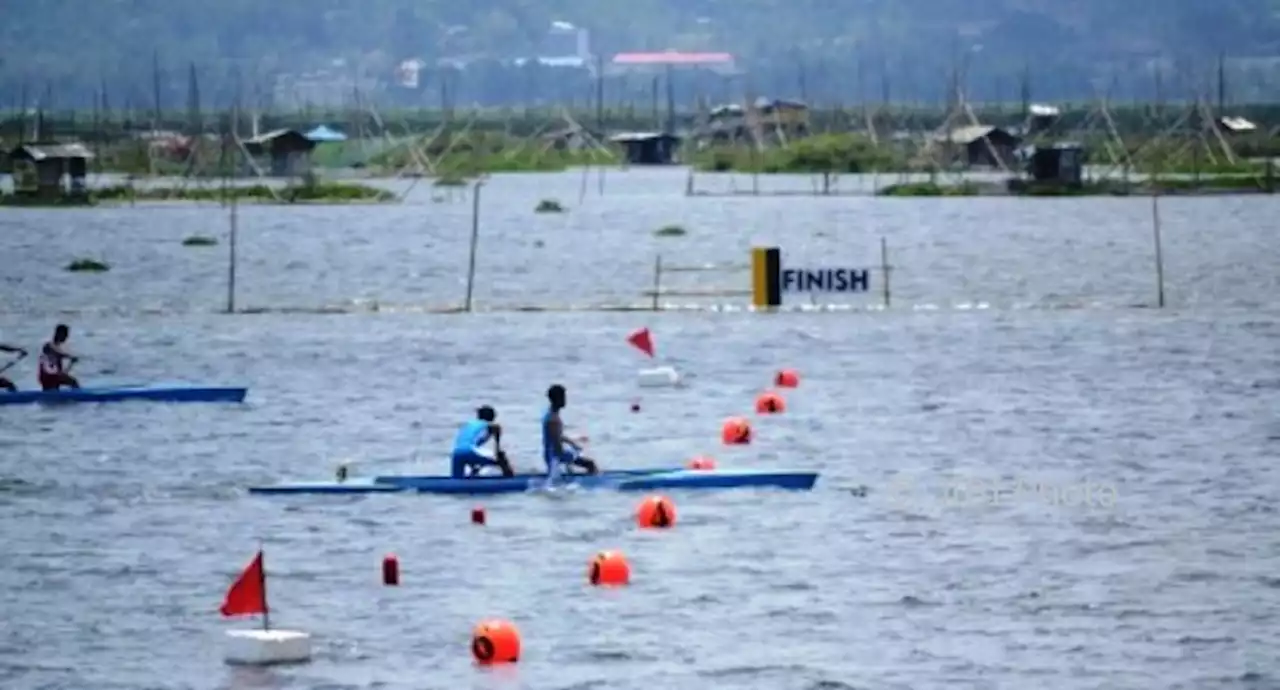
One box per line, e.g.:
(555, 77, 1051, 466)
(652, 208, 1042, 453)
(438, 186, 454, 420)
(542, 384, 600, 481)
(451, 405, 514, 479)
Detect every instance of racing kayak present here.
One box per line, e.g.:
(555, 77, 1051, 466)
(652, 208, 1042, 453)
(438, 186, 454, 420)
(247, 467, 819, 496)
(0, 385, 248, 406)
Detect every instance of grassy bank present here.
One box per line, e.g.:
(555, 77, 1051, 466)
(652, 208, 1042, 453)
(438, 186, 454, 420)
(878, 174, 1275, 197)
(690, 134, 907, 174)
(365, 131, 616, 176)
(1, 180, 395, 206)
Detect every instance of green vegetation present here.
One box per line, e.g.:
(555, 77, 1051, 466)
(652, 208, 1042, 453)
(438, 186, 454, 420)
(535, 199, 566, 213)
(93, 181, 395, 204)
(66, 259, 109, 272)
(879, 173, 1275, 197)
(182, 235, 218, 246)
(878, 181, 983, 197)
(692, 134, 905, 174)
(365, 131, 615, 177)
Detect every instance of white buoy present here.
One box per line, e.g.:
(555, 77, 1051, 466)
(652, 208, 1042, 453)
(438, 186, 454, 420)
(637, 366, 681, 388)
(223, 629, 312, 666)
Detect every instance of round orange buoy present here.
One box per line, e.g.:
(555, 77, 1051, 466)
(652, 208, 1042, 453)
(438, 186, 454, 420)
(382, 554, 399, 586)
(589, 550, 631, 586)
(775, 369, 800, 388)
(636, 494, 676, 529)
(471, 619, 521, 664)
(721, 417, 751, 445)
(687, 456, 717, 470)
(471, 507, 486, 525)
(755, 391, 786, 414)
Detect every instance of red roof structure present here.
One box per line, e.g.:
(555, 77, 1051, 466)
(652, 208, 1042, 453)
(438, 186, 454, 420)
(612, 51, 735, 66)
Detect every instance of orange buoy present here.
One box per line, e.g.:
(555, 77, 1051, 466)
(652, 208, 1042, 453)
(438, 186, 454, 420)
(589, 550, 631, 586)
(471, 619, 521, 664)
(636, 494, 676, 529)
(687, 456, 717, 470)
(471, 507, 486, 525)
(755, 390, 786, 414)
(721, 417, 752, 445)
(382, 554, 400, 586)
(775, 369, 800, 388)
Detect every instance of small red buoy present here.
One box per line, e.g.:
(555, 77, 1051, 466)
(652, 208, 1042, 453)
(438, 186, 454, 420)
(775, 369, 800, 388)
(755, 390, 786, 414)
(687, 456, 717, 470)
(721, 417, 752, 445)
(471, 507, 486, 525)
(382, 554, 400, 586)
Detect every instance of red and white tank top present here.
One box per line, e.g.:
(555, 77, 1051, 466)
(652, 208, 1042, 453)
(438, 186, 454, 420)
(38, 344, 62, 376)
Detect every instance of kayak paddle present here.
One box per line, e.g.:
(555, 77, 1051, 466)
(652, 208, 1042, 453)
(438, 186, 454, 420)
(0, 352, 26, 375)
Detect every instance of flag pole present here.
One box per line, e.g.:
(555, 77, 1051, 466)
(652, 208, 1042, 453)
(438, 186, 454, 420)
(259, 545, 270, 632)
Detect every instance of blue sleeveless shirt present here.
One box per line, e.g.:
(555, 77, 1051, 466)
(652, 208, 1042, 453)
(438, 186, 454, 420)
(453, 419, 491, 453)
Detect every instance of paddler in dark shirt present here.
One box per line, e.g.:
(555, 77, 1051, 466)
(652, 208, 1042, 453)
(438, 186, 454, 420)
(0, 338, 27, 392)
(541, 384, 599, 481)
(38, 324, 80, 391)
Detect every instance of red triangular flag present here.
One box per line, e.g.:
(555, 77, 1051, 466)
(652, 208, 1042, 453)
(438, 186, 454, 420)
(627, 328, 654, 358)
(220, 551, 268, 617)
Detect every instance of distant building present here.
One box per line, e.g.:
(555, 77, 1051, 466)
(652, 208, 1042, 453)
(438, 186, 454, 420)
(608, 51, 737, 76)
(933, 125, 1019, 168)
(7, 142, 94, 199)
(610, 132, 681, 165)
(396, 59, 427, 89)
(1217, 116, 1257, 135)
(242, 129, 316, 177)
(540, 20, 591, 64)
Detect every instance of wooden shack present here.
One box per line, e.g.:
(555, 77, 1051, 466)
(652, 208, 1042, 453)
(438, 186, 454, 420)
(7, 142, 94, 199)
(243, 129, 316, 177)
(937, 125, 1020, 168)
(1027, 143, 1085, 187)
(756, 97, 810, 134)
(610, 132, 681, 165)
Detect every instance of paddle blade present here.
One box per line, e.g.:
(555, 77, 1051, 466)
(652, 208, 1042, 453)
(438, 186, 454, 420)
(626, 328, 655, 358)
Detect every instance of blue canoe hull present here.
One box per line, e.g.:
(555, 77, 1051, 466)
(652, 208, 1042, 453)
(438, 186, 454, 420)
(0, 385, 247, 406)
(248, 468, 818, 496)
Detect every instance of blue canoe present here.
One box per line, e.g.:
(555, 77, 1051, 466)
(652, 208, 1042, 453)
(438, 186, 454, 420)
(0, 385, 248, 406)
(248, 467, 818, 496)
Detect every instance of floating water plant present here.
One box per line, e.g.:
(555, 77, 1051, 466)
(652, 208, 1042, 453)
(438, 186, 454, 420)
(182, 235, 218, 247)
(654, 224, 687, 237)
(535, 198, 565, 213)
(66, 258, 109, 272)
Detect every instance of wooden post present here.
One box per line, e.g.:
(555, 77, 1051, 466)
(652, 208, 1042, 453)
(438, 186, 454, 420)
(880, 236, 891, 308)
(651, 255, 663, 311)
(226, 192, 238, 314)
(464, 180, 483, 312)
(1151, 194, 1165, 309)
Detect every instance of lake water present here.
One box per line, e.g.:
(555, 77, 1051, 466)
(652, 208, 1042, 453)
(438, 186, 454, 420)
(1, 169, 1278, 689)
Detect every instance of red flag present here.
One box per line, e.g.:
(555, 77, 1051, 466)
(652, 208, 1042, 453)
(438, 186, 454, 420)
(220, 550, 268, 617)
(627, 328, 654, 358)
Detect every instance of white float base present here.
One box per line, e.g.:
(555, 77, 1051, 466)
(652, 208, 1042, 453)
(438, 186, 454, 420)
(223, 629, 312, 666)
(638, 366, 681, 388)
